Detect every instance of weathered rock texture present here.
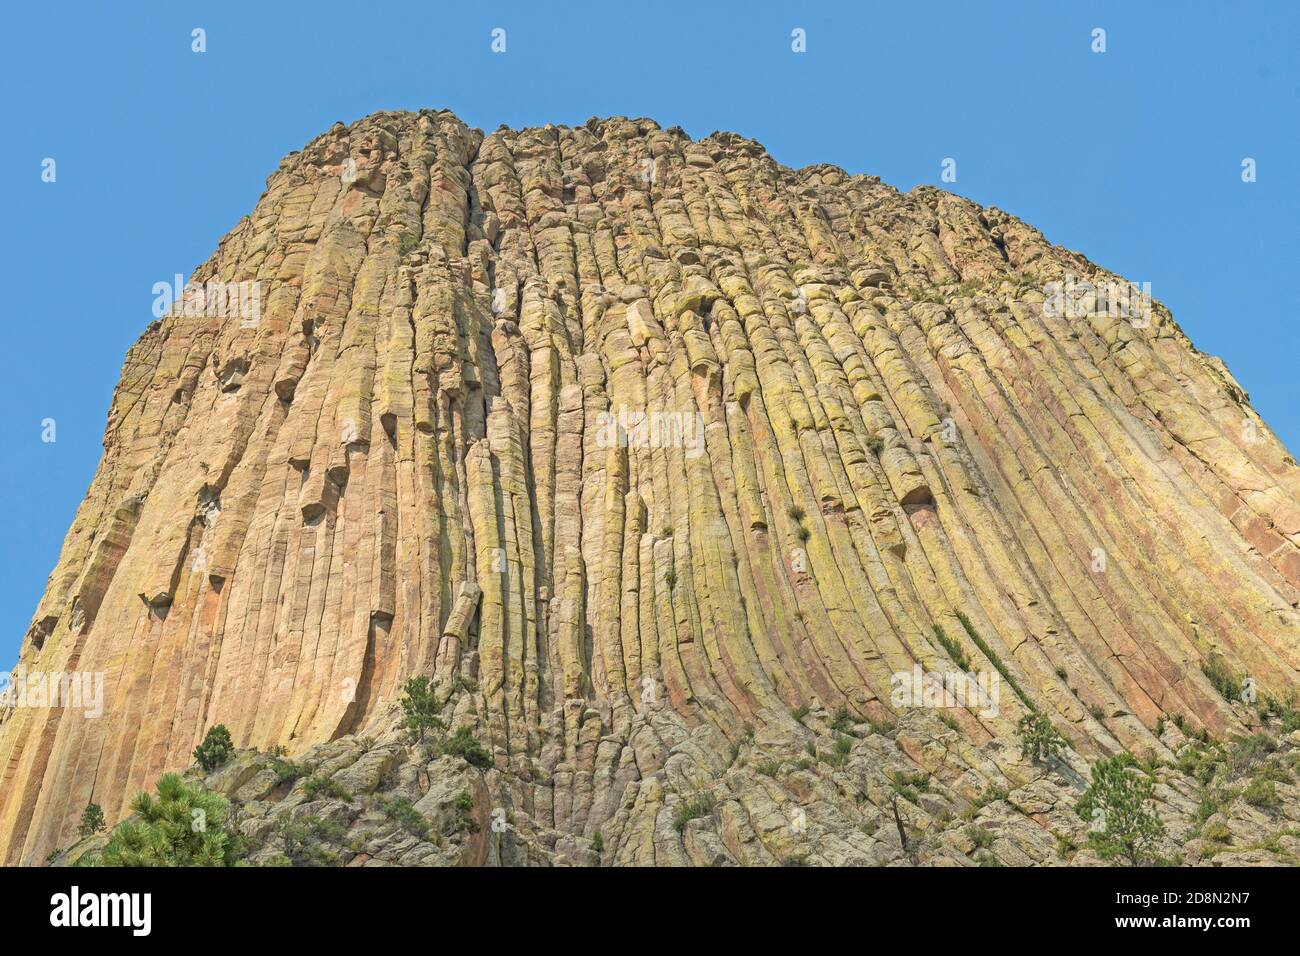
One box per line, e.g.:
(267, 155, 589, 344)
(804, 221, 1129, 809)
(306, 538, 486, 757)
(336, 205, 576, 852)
(6, 110, 1300, 866)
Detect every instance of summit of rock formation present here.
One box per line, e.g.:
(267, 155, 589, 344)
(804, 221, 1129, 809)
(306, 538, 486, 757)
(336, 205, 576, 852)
(5, 109, 1300, 867)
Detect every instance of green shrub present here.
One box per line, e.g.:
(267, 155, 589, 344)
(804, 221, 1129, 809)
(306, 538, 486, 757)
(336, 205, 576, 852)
(193, 724, 234, 772)
(78, 803, 106, 838)
(1202, 819, 1231, 845)
(1176, 739, 1226, 785)
(384, 798, 430, 839)
(280, 817, 346, 866)
(302, 775, 352, 802)
(1075, 754, 1165, 866)
(438, 726, 492, 769)
(1201, 655, 1241, 703)
(1252, 761, 1293, 784)
(791, 704, 810, 722)
(448, 791, 479, 834)
(1017, 713, 1066, 764)
(954, 611, 1031, 709)
(1193, 785, 1235, 826)
(866, 715, 896, 736)
(592, 832, 604, 854)
(673, 791, 717, 833)
(965, 824, 994, 850)
(1257, 693, 1299, 730)
(823, 735, 853, 768)
(1136, 749, 1163, 775)
(399, 674, 492, 768)
(931, 623, 970, 671)
(894, 784, 920, 804)
(830, 706, 855, 734)
(967, 784, 1009, 817)
(1282, 707, 1300, 734)
(270, 756, 310, 786)
(1228, 733, 1275, 777)
(891, 770, 930, 803)
(1242, 777, 1280, 809)
(892, 770, 931, 791)
(399, 676, 446, 741)
(755, 759, 782, 777)
(83, 774, 238, 866)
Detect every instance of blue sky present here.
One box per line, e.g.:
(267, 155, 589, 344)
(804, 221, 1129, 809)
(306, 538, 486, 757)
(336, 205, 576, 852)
(1, 0, 1296, 666)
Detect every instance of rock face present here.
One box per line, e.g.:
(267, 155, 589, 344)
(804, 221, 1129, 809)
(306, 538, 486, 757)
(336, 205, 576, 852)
(5, 110, 1300, 867)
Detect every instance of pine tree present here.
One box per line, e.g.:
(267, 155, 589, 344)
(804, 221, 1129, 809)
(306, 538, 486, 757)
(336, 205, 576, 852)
(1075, 754, 1165, 866)
(77, 802, 106, 838)
(193, 724, 234, 772)
(83, 774, 239, 866)
(1017, 713, 1066, 763)
(399, 676, 445, 740)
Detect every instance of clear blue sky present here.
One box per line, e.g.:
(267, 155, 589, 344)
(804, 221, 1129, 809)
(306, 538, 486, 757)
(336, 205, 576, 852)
(2, 0, 1296, 667)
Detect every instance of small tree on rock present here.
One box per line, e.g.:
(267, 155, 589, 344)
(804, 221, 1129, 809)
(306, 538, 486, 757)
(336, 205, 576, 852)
(193, 724, 234, 772)
(400, 676, 446, 741)
(1017, 713, 1066, 764)
(78, 802, 106, 838)
(1075, 754, 1165, 866)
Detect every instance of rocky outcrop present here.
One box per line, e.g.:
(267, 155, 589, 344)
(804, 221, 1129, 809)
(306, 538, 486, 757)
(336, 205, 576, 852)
(6, 110, 1300, 866)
